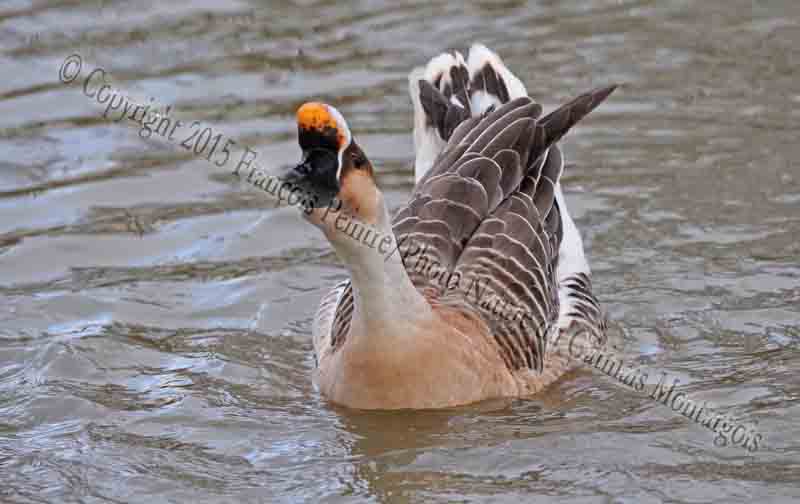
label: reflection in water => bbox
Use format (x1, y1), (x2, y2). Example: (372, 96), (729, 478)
(1, 0), (800, 501)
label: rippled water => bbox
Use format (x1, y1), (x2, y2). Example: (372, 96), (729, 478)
(2, 0), (799, 502)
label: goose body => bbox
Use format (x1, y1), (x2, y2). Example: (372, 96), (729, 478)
(288, 44), (613, 409)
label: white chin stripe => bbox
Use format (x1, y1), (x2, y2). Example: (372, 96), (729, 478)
(323, 104), (352, 182)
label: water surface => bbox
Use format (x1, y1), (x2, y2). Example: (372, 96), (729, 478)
(1, 0), (799, 502)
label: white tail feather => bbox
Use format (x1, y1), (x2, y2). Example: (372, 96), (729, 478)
(466, 43), (528, 104)
(410, 44), (530, 182)
(409, 66), (446, 183)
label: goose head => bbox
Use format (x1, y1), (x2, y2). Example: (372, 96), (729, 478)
(285, 102), (386, 238)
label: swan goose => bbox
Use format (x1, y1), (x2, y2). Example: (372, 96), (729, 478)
(281, 44), (614, 409)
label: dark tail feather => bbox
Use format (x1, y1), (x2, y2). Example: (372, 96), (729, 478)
(540, 85), (618, 149)
(524, 85), (618, 173)
(419, 80), (471, 141)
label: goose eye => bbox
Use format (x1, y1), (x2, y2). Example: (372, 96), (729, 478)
(350, 150), (366, 168)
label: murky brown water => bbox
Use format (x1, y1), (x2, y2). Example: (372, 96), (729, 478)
(2, 0), (799, 502)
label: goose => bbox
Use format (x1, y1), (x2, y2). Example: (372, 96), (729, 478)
(280, 44), (614, 409)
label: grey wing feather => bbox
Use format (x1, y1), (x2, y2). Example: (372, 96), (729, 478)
(392, 85), (617, 371)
